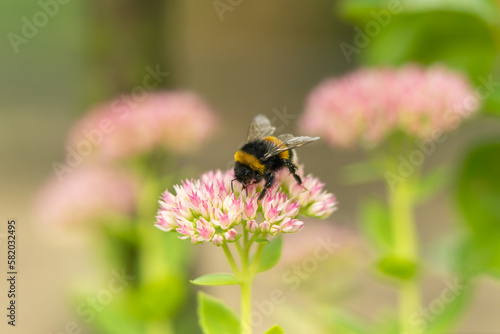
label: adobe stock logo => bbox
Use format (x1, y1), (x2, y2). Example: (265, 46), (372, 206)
(7, 0), (72, 54)
(406, 278), (467, 332)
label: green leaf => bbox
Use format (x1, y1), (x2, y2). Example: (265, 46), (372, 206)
(437, 232), (500, 279)
(198, 292), (240, 334)
(456, 140), (500, 277)
(326, 310), (371, 334)
(371, 315), (399, 334)
(191, 273), (241, 286)
(457, 141), (500, 235)
(265, 324), (285, 334)
(339, 0), (498, 81)
(133, 230), (191, 320)
(358, 199), (392, 252)
(427, 280), (472, 334)
(135, 273), (187, 320)
(339, 0), (500, 27)
(377, 255), (417, 280)
(78, 290), (143, 334)
(378, 14), (493, 76)
(414, 165), (449, 203)
(255, 238), (270, 244)
(256, 236), (283, 273)
(484, 89), (500, 115)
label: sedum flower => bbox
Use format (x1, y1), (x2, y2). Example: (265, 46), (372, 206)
(300, 64), (480, 148)
(155, 169), (337, 245)
(35, 165), (138, 230)
(68, 90), (219, 160)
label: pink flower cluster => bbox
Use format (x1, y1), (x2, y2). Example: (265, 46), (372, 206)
(155, 169), (337, 245)
(35, 165), (138, 229)
(300, 64), (480, 148)
(68, 90), (219, 160)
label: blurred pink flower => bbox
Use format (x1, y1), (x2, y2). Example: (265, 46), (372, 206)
(155, 169), (337, 245)
(35, 165), (138, 229)
(68, 90), (219, 160)
(300, 64), (480, 148)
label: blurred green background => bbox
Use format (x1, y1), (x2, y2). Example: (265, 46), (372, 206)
(1, 0), (500, 333)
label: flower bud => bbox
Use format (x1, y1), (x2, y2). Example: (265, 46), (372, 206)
(212, 234), (224, 246)
(246, 220), (258, 233)
(260, 221), (270, 232)
(269, 225), (281, 236)
(224, 228), (238, 242)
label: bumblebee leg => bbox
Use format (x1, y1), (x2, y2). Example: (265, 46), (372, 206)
(258, 173), (275, 201)
(285, 160), (302, 185)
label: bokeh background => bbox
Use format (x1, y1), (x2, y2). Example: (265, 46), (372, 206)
(1, 0), (500, 333)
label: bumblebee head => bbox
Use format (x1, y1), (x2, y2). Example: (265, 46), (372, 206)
(233, 162), (259, 187)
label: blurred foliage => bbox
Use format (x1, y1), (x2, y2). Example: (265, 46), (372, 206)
(336, 1), (500, 333)
(256, 236), (283, 273)
(341, 160), (385, 184)
(264, 325), (285, 334)
(327, 310), (401, 334)
(426, 282), (472, 334)
(191, 273), (242, 286)
(338, 0), (500, 113)
(413, 165), (449, 204)
(456, 140), (500, 278)
(376, 255), (417, 280)
(68, 0), (203, 322)
(197, 292), (241, 334)
(84, 0), (171, 104)
(359, 198), (392, 252)
(74, 162), (198, 333)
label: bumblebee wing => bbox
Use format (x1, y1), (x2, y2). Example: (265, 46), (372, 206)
(246, 114), (276, 141)
(262, 136), (320, 160)
(279, 135), (300, 163)
(277, 134), (294, 142)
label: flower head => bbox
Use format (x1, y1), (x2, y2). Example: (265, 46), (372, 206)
(155, 169), (337, 245)
(300, 64), (479, 148)
(68, 90), (219, 160)
(35, 165), (138, 230)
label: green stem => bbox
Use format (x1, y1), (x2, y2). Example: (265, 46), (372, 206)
(389, 178), (418, 259)
(240, 276), (253, 334)
(388, 176), (421, 334)
(146, 321), (174, 334)
(222, 243), (240, 275)
(235, 227), (261, 334)
(250, 243), (265, 271)
(399, 281), (421, 334)
(245, 232), (262, 253)
(135, 156), (186, 334)
(137, 174), (162, 283)
(241, 230), (249, 269)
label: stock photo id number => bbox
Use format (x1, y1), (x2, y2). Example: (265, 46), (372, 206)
(5, 219), (17, 327)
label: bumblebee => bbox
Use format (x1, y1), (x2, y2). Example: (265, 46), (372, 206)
(233, 114), (319, 200)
